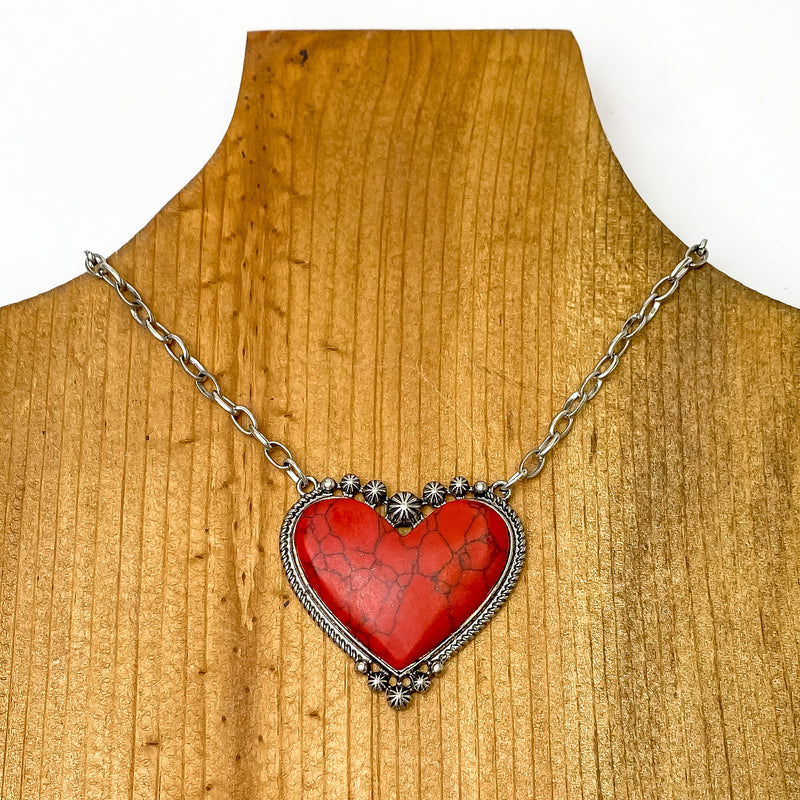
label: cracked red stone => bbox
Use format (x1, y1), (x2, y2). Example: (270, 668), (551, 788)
(293, 497), (511, 671)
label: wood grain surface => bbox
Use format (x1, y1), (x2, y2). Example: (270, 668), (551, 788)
(1, 29), (798, 800)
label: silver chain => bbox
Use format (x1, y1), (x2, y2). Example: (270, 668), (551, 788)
(85, 240), (708, 500)
(83, 250), (317, 494)
(492, 239), (709, 498)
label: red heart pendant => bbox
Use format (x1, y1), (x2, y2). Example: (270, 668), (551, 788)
(294, 497), (510, 670)
(280, 478), (525, 707)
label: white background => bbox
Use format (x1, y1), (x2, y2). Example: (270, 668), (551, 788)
(1, 1), (798, 309)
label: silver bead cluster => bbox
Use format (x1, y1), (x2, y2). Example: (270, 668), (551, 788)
(362, 662), (438, 708)
(318, 475), (491, 532)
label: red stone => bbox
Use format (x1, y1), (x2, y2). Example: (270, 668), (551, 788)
(293, 497), (511, 671)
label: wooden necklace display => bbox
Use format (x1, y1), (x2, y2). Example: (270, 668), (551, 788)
(0, 29), (798, 800)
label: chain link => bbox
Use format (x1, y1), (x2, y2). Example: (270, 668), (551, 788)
(85, 241), (708, 501)
(493, 240), (709, 498)
(84, 251), (316, 494)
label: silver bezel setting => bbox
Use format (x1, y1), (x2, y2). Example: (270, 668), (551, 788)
(279, 476), (526, 707)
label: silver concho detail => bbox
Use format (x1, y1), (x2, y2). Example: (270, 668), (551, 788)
(339, 474), (361, 497)
(361, 479), (387, 508)
(422, 481), (447, 507)
(366, 669), (390, 692)
(410, 669), (432, 693)
(386, 683), (412, 709)
(448, 475), (470, 498)
(385, 490), (423, 527)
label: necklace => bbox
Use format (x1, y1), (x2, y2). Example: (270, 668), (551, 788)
(83, 240), (709, 709)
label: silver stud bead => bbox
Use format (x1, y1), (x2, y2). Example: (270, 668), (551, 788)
(355, 660), (369, 674)
(386, 491), (423, 527)
(366, 670), (390, 692)
(410, 670), (432, 693)
(430, 660), (444, 674)
(449, 476), (470, 498)
(362, 480), (387, 507)
(386, 683), (412, 709)
(472, 480), (489, 496)
(339, 474), (361, 497)
(320, 477), (337, 492)
(422, 481), (447, 507)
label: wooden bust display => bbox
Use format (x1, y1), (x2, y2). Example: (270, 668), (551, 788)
(1, 30), (798, 800)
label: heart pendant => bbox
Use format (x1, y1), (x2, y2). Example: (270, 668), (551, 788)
(279, 475), (526, 708)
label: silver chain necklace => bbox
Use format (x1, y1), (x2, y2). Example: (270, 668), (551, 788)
(84, 239), (709, 708)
